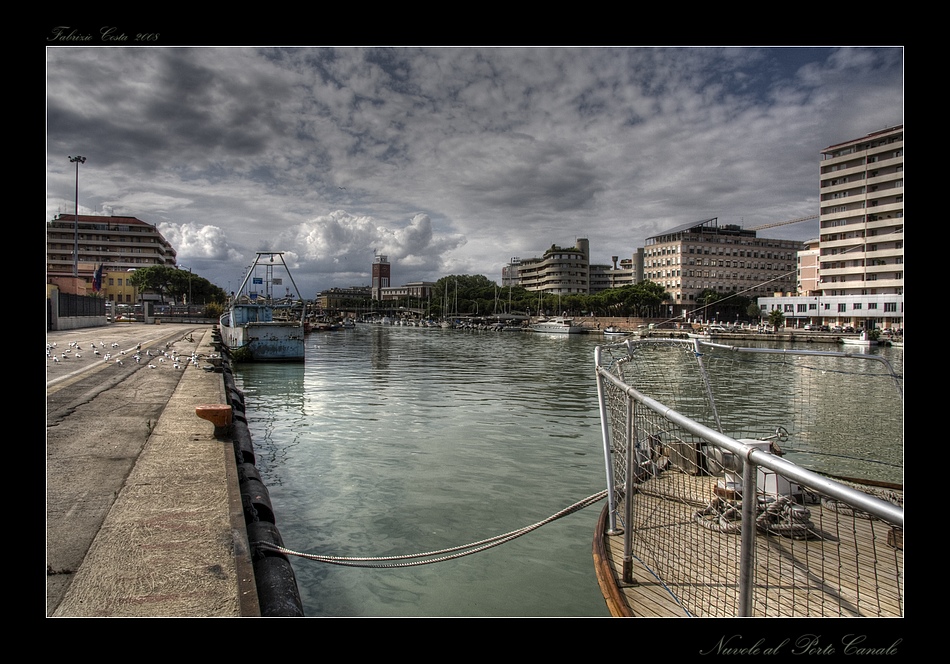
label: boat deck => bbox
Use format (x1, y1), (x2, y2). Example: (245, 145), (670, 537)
(592, 473), (903, 618)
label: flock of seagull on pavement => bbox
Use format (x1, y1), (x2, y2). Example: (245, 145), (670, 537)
(47, 339), (203, 371)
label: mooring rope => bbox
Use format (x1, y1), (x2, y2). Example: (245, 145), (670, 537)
(261, 490), (608, 568)
(693, 494), (816, 539)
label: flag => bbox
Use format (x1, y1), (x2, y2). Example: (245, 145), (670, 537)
(93, 264), (103, 292)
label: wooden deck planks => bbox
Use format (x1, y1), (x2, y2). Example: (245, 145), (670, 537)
(594, 473), (903, 617)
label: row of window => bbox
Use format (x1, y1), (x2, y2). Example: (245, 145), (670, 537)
(782, 301), (900, 313)
(647, 269), (793, 280)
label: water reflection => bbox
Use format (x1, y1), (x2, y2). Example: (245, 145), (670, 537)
(234, 328), (902, 616)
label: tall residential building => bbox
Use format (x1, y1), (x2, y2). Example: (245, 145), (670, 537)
(46, 214), (177, 294)
(818, 125), (903, 297)
(641, 218), (802, 318)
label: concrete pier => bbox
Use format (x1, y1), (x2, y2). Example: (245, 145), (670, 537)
(47, 324), (260, 617)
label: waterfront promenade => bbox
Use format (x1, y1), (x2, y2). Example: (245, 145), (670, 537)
(46, 322), (259, 617)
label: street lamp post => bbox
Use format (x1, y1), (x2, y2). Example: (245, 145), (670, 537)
(179, 265), (193, 309)
(69, 155), (86, 278)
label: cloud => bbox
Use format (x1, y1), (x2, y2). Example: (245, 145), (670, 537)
(47, 46), (902, 296)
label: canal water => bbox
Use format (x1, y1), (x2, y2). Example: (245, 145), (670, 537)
(233, 326), (904, 617)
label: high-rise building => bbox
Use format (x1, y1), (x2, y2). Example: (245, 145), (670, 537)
(760, 125), (903, 330)
(817, 125), (903, 297)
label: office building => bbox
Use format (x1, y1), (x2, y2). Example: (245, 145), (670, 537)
(641, 218), (802, 319)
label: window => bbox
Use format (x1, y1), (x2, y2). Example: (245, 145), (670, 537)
(838, 304), (846, 313)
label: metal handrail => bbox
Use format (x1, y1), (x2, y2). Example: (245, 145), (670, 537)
(594, 339), (903, 617)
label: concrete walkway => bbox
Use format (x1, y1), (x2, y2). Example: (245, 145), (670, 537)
(47, 324), (258, 617)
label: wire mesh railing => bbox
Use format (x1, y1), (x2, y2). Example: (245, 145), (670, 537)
(594, 338), (903, 617)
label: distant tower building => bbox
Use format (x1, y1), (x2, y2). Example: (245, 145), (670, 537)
(371, 253), (391, 301)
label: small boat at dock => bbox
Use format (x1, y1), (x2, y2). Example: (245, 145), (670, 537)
(219, 252), (306, 362)
(529, 316), (585, 334)
(840, 331), (877, 348)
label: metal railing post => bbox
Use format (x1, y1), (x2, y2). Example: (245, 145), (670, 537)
(738, 454), (758, 616)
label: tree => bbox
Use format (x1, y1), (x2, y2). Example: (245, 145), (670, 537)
(127, 266), (179, 304)
(695, 289), (720, 322)
(127, 265), (228, 305)
(767, 308), (785, 329)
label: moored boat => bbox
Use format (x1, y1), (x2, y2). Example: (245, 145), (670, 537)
(841, 331), (877, 347)
(529, 316), (585, 334)
(602, 325), (625, 336)
(219, 252), (306, 362)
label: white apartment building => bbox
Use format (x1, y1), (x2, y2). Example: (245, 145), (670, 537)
(506, 240), (634, 295)
(760, 125), (904, 330)
(512, 239), (592, 294)
(818, 125), (903, 297)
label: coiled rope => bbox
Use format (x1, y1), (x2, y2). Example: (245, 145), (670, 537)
(259, 490), (608, 568)
(693, 494), (816, 539)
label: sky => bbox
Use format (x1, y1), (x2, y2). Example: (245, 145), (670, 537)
(46, 46), (903, 298)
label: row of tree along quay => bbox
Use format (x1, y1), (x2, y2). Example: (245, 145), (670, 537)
(118, 267), (769, 327)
